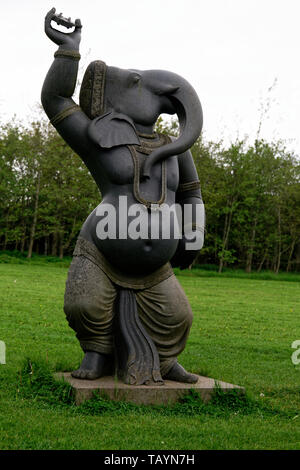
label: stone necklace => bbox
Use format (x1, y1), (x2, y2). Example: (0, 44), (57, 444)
(127, 133), (171, 210)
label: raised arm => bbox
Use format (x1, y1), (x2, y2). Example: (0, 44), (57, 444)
(41, 8), (90, 157)
(171, 149), (205, 269)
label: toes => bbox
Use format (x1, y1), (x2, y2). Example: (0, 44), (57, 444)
(71, 368), (81, 378)
(186, 373), (199, 384)
(163, 363), (199, 384)
(71, 368), (90, 379)
(71, 368), (102, 380)
(85, 370), (99, 380)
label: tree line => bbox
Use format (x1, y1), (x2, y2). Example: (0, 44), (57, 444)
(1, 116), (299, 272)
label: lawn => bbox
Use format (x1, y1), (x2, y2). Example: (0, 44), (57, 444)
(0, 261), (300, 450)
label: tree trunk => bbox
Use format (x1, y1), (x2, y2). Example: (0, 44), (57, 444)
(218, 202), (234, 273)
(44, 236), (48, 256)
(19, 196), (25, 253)
(218, 212), (228, 273)
(59, 232), (64, 259)
(286, 239), (296, 272)
(51, 232), (58, 256)
(245, 217), (257, 273)
(27, 173), (41, 259)
(275, 206), (281, 274)
(257, 249), (267, 273)
(295, 243), (300, 272)
(20, 229), (26, 253)
(63, 217), (77, 253)
(3, 212), (9, 250)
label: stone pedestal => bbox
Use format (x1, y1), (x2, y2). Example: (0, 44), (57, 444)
(55, 373), (244, 406)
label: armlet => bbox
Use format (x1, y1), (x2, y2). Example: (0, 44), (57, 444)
(176, 180), (202, 200)
(177, 180), (201, 193)
(54, 50), (81, 61)
(50, 105), (81, 127)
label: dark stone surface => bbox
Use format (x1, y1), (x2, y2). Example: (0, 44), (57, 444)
(114, 289), (164, 385)
(42, 8), (206, 385)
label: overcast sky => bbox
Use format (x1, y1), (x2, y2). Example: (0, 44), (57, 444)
(1, 0), (299, 155)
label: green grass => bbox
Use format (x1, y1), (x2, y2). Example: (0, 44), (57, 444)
(0, 261), (300, 450)
(0, 250), (72, 268)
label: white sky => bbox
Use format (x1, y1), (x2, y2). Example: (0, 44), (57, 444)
(1, 0), (300, 155)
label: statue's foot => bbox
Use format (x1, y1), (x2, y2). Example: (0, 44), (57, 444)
(71, 351), (114, 380)
(163, 362), (198, 384)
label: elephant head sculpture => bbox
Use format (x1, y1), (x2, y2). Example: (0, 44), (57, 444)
(79, 60), (203, 178)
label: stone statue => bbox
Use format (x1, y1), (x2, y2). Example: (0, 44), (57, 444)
(41, 8), (205, 385)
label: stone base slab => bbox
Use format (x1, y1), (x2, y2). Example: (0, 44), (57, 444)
(55, 373), (244, 406)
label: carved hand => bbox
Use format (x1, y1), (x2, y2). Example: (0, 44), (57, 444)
(44, 7), (82, 50)
(170, 236), (199, 270)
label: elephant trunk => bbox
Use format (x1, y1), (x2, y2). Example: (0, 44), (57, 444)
(142, 76), (203, 179)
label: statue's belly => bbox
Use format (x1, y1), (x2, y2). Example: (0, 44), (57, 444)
(95, 237), (178, 275)
(80, 196), (180, 275)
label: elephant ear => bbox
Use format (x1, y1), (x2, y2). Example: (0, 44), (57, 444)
(88, 111), (141, 148)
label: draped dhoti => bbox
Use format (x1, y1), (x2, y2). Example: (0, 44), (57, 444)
(64, 237), (193, 376)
